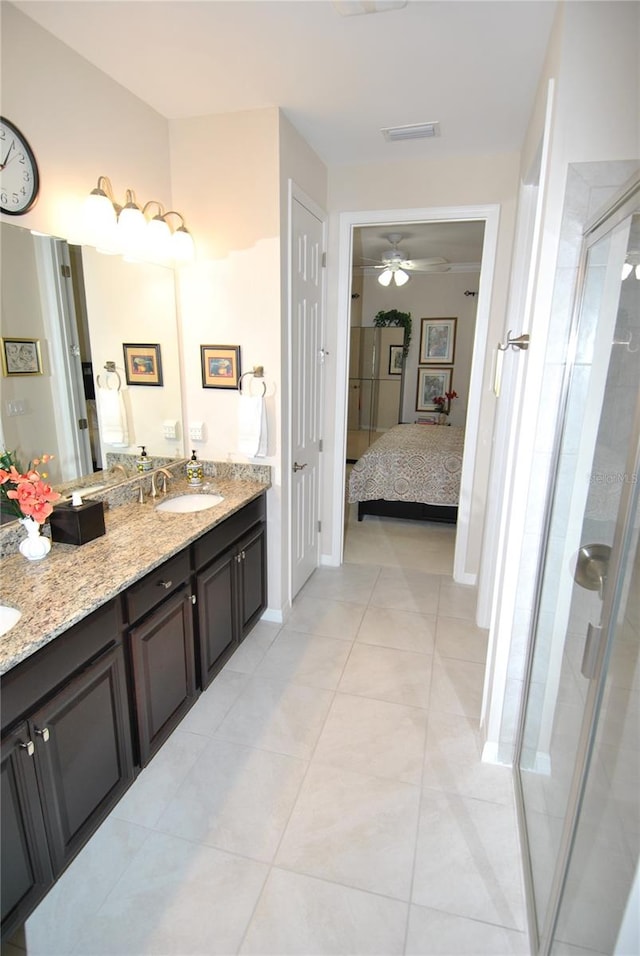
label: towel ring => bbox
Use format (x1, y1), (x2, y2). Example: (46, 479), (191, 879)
(239, 370), (266, 396)
(97, 367), (122, 391)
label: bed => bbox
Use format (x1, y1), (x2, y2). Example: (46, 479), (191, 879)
(348, 423), (464, 523)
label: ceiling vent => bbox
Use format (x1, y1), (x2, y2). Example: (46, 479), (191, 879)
(381, 122), (441, 142)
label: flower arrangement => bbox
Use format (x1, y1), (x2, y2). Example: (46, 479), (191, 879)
(433, 390), (458, 415)
(0, 450), (60, 524)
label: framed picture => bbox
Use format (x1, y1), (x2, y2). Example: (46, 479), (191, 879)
(419, 318), (457, 365)
(200, 345), (241, 389)
(416, 367), (453, 412)
(1, 337), (43, 376)
(388, 345), (404, 375)
(123, 343), (163, 386)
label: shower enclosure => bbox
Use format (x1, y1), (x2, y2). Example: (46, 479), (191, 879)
(515, 179), (640, 954)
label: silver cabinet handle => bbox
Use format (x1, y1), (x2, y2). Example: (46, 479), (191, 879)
(293, 461), (307, 472)
(35, 727), (50, 742)
(20, 740), (35, 757)
(158, 579), (173, 590)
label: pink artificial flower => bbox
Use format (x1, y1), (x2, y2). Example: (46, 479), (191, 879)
(0, 466), (22, 485)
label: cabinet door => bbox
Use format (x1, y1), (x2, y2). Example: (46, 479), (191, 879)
(129, 587), (197, 766)
(1, 725), (53, 942)
(197, 549), (237, 690)
(237, 523), (267, 638)
(31, 645), (134, 874)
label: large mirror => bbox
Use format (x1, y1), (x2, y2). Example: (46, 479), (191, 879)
(0, 221), (184, 522)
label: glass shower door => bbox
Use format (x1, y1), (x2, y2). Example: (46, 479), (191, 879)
(516, 196), (640, 953)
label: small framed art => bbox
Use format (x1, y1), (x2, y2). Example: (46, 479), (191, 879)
(388, 345), (404, 376)
(123, 343), (163, 386)
(416, 367), (453, 412)
(1, 337), (43, 376)
(200, 345), (241, 389)
(419, 318), (457, 365)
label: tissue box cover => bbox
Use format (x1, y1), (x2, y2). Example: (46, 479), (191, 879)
(49, 499), (106, 546)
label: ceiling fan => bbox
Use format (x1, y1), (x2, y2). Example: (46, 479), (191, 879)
(363, 233), (450, 286)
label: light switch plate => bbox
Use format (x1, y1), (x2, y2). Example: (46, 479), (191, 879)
(163, 420), (179, 440)
(189, 422), (205, 442)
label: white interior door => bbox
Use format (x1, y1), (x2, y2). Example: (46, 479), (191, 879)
(291, 191), (325, 598)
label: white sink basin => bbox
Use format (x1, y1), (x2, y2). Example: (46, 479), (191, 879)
(0, 605), (21, 637)
(155, 493), (224, 514)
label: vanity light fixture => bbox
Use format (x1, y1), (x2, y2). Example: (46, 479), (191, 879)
(83, 176), (120, 249)
(117, 189), (146, 255)
(164, 211), (196, 262)
(143, 201), (172, 260)
(83, 177), (196, 262)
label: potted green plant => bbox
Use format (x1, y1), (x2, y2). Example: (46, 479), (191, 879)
(373, 309), (412, 354)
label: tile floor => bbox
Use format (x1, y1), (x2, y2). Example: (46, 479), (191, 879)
(6, 513), (530, 955)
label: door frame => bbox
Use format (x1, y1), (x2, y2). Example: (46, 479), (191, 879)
(332, 203), (500, 582)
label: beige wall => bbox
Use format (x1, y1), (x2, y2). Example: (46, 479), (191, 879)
(0, 4), (171, 243)
(168, 108), (327, 616)
(357, 271), (480, 429)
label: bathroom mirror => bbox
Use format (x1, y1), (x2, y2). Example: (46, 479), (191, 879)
(0, 221), (185, 522)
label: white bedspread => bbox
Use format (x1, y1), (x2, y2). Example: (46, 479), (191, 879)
(348, 424), (464, 507)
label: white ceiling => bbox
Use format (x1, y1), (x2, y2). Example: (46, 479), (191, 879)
(14, 0), (557, 167)
(13, 0), (556, 266)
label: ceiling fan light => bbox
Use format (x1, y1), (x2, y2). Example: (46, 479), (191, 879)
(636, 264), (640, 280)
(378, 269), (393, 287)
(394, 269), (409, 286)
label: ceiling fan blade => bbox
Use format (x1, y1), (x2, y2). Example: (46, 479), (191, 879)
(401, 257), (448, 268)
(409, 263), (451, 273)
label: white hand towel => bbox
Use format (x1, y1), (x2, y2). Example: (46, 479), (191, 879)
(96, 386), (129, 446)
(238, 394), (267, 458)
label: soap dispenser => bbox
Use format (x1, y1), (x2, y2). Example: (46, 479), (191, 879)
(136, 446), (152, 473)
(187, 449), (203, 486)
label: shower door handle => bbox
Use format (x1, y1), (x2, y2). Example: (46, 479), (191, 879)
(581, 622), (605, 679)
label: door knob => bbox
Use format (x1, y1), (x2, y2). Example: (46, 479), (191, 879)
(293, 462), (307, 472)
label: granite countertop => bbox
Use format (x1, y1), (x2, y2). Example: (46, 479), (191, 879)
(0, 477), (268, 675)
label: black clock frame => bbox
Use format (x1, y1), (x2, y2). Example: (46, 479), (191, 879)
(0, 116), (40, 216)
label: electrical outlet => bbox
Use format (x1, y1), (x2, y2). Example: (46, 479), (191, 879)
(6, 399), (27, 417)
(189, 422), (205, 442)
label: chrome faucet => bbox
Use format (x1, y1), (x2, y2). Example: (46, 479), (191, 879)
(151, 468), (172, 498)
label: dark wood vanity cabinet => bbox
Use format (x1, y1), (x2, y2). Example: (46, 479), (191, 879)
(1, 725), (53, 941)
(194, 495), (267, 688)
(1, 492), (267, 942)
(126, 550), (197, 766)
(1, 601), (133, 941)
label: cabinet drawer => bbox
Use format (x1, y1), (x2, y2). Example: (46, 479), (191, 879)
(125, 550), (191, 625)
(1, 599), (121, 734)
(193, 494), (266, 571)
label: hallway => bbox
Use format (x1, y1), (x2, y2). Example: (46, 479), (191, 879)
(8, 518), (528, 956)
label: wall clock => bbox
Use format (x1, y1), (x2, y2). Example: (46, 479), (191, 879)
(0, 117), (40, 215)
